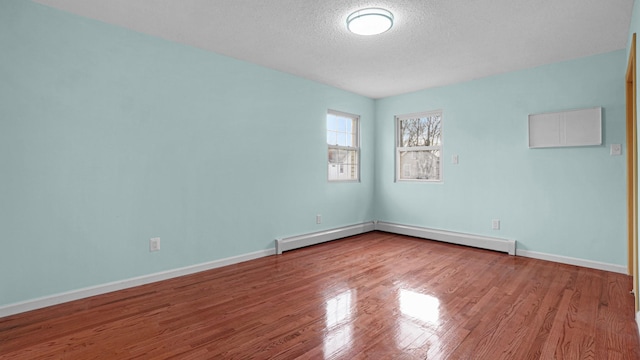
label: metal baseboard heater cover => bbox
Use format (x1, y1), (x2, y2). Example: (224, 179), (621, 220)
(275, 221), (515, 256)
(275, 222), (376, 254)
(375, 221), (516, 255)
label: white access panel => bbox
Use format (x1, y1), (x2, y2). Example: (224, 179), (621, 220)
(528, 107), (602, 148)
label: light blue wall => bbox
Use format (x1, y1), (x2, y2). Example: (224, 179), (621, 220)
(0, 0), (631, 309)
(0, 1), (375, 306)
(375, 51), (627, 265)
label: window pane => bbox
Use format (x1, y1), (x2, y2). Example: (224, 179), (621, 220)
(328, 116), (357, 147)
(400, 115), (441, 147)
(328, 148), (340, 163)
(328, 148), (358, 180)
(345, 163), (358, 180)
(327, 114), (337, 130)
(327, 131), (337, 145)
(336, 132), (347, 146)
(398, 150), (440, 180)
(337, 117), (347, 132)
(327, 110), (359, 182)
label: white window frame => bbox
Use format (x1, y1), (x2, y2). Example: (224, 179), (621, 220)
(327, 110), (360, 182)
(395, 110), (443, 182)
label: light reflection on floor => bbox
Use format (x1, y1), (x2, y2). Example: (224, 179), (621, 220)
(397, 289), (441, 354)
(322, 287), (445, 358)
(399, 289), (440, 326)
(323, 289), (354, 358)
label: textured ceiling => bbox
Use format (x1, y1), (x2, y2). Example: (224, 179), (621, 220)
(33, 0), (634, 99)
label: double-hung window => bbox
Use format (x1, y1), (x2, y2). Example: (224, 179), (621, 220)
(327, 110), (359, 182)
(396, 110), (442, 182)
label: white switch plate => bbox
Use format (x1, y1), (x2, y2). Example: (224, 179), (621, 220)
(452, 155), (459, 164)
(150, 237), (160, 252)
(316, 214), (322, 224)
(610, 144), (622, 156)
(492, 219), (500, 230)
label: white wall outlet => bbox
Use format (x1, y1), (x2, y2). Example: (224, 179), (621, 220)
(492, 219), (500, 230)
(610, 144), (622, 156)
(150, 237), (160, 252)
(316, 214), (322, 224)
(452, 154), (459, 164)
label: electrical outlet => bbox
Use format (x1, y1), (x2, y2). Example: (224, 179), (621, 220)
(150, 237), (160, 252)
(452, 155), (459, 164)
(492, 219), (500, 230)
(316, 214), (322, 224)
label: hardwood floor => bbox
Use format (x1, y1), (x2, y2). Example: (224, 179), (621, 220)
(1, 231), (639, 359)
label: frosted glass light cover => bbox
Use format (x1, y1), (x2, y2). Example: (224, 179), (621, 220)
(347, 8), (394, 36)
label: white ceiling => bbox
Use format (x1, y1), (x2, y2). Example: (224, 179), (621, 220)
(34, 0), (634, 99)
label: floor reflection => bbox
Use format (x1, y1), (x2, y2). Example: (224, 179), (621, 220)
(397, 289), (441, 354)
(323, 289), (354, 358)
(399, 289), (440, 326)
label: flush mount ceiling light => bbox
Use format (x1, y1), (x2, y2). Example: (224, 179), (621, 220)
(346, 8), (394, 36)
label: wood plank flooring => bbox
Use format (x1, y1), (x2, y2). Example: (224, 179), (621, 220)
(1, 231), (639, 359)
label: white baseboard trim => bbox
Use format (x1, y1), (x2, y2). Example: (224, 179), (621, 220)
(375, 221), (516, 255)
(2, 222), (627, 318)
(0, 248), (275, 319)
(275, 221), (376, 254)
(516, 249), (627, 274)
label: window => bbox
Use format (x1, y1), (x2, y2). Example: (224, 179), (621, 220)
(396, 110), (442, 182)
(327, 110), (359, 181)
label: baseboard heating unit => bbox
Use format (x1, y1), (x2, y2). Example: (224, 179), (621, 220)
(275, 221), (376, 254)
(275, 221), (515, 256)
(375, 221), (516, 255)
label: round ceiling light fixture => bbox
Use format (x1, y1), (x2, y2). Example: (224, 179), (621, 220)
(346, 8), (394, 36)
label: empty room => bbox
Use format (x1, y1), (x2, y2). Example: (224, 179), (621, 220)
(2, 0), (640, 358)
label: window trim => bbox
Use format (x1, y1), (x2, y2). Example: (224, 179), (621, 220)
(395, 110), (443, 183)
(327, 109), (360, 182)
